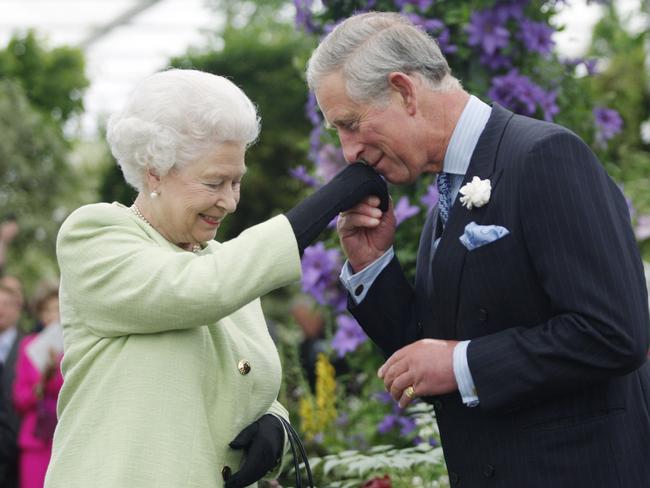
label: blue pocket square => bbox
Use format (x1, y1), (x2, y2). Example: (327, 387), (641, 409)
(459, 221), (510, 251)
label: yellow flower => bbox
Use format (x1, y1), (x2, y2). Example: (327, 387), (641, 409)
(299, 353), (337, 440)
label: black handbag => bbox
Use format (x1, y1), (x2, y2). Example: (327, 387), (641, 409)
(277, 416), (314, 488)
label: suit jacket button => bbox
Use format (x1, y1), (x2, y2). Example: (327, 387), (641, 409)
(417, 321), (423, 334)
(449, 471), (460, 485)
(478, 308), (488, 322)
(238, 359), (251, 375)
(221, 465), (232, 481)
(433, 399), (443, 411)
(483, 464), (495, 478)
(354, 284), (364, 296)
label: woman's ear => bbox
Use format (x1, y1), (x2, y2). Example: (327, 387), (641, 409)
(388, 72), (417, 115)
(144, 168), (161, 192)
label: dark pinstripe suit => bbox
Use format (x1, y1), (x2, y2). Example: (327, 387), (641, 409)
(351, 104), (650, 487)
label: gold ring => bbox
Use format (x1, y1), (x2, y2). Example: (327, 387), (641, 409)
(404, 386), (415, 399)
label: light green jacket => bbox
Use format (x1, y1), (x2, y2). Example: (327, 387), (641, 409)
(45, 203), (301, 488)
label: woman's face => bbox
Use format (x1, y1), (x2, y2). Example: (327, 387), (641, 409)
(152, 141), (247, 247)
(39, 296), (60, 327)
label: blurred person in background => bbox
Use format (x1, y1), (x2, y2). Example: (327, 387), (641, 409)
(0, 284), (24, 488)
(27, 283), (59, 335)
(0, 363), (18, 486)
(13, 282), (62, 488)
(45, 68), (387, 488)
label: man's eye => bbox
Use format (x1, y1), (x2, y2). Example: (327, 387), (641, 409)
(205, 182), (222, 189)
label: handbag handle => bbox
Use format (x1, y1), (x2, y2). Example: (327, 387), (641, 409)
(276, 415), (314, 488)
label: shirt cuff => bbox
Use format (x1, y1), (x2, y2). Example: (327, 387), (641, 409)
(339, 247), (395, 304)
(453, 340), (479, 407)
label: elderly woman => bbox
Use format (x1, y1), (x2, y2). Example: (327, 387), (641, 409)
(45, 69), (387, 488)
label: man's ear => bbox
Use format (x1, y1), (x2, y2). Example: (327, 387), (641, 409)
(388, 72), (417, 115)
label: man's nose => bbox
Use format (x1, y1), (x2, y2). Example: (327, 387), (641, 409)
(339, 132), (363, 163)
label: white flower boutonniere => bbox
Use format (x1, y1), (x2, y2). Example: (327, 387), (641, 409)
(459, 176), (491, 210)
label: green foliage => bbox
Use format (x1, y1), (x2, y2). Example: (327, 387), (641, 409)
(0, 31), (88, 123)
(0, 81), (78, 286)
(588, 6), (650, 219)
(0, 32), (89, 293)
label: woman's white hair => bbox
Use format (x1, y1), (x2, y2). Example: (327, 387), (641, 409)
(306, 12), (461, 104)
(106, 69), (260, 191)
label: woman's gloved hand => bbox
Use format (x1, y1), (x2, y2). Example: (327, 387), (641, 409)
(224, 414), (284, 488)
(286, 162), (389, 254)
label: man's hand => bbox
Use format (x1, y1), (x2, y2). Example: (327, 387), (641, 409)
(337, 195), (396, 272)
(378, 339), (459, 408)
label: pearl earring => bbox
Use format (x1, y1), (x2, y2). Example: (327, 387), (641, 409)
(150, 191), (159, 199)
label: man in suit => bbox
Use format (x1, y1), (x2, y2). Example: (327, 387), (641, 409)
(0, 283), (23, 488)
(306, 12), (650, 487)
(0, 363), (18, 484)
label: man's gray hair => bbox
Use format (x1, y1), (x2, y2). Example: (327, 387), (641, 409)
(306, 12), (461, 104)
(106, 69), (260, 191)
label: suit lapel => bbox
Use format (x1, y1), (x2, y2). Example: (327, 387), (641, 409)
(426, 104), (513, 339)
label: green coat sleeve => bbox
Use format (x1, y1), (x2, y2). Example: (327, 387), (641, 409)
(56, 203), (301, 337)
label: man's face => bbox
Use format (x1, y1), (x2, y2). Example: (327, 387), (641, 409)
(0, 289), (20, 332)
(315, 71), (442, 184)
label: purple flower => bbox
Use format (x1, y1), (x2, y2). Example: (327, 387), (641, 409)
(635, 214), (650, 241)
(290, 165), (319, 187)
(494, 2), (526, 22)
(395, 0), (434, 11)
(294, 0), (316, 33)
(374, 391), (394, 404)
(465, 9), (510, 56)
(420, 183), (440, 211)
(308, 124), (324, 166)
(377, 411), (416, 435)
(305, 91), (322, 126)
(538, 89), (560, 122)
(517, 18), (554, 56)
(301, 242), (344, 307)
(331, 314), (367, 357)
(316, 144), (347, 183)
(398, 416), (417, 436)
(562, 57), (599, 76)
(593, 107), (623, 147)
(394, 196), (420, 226)
(336, 412), (350, 426)
(479, 51), (512, 71)
(378, 414), (399, 434)
(406, 15), (457, 54)
(489, 70), (551, 119)
(584, 58), (599, 75)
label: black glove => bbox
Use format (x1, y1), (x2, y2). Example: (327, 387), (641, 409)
(224, 414), (285, 488)
(286, 162), (389, 254)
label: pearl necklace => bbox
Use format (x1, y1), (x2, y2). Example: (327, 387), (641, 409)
(130, 205), (202, 254)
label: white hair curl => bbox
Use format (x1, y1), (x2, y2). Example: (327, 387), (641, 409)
(106, 69), (260, 191)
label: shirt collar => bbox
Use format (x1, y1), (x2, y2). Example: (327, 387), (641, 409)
(442, 95), (492, 176)
(0, 327), (17, 362)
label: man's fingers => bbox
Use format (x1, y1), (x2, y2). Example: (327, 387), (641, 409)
(390, 371), (415, 402)
(378, 346), (407, 378)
